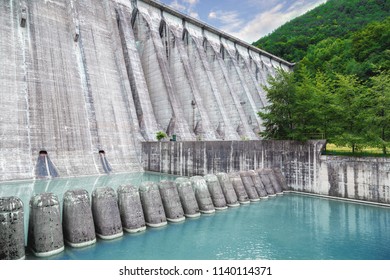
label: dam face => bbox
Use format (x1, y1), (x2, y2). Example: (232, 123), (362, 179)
(0, 0), (293, 181)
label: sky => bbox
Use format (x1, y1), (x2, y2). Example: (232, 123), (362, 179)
(156, 0), (327, 43)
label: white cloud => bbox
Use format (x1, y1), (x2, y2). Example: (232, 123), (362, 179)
(208, 10), (245, 32)
(169, 0), (199, 18)
(189, 12), (199, 19)
(208, 11), (217, 19)
(229, 0), (327, 43)
(169, 0), (186, 12)
(183, 0), (199, 5)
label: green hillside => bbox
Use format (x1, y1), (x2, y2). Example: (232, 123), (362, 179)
(254, 0), (390, 63)
(255, 0), (390, 154)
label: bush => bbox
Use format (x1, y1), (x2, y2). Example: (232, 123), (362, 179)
(156, 131), (167, 141)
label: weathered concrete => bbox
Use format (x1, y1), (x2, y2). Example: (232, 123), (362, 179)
(175, 177), (200, 218)
(158, 181), (185, 223)
(117, 185), (146, 233)
(63, 189), (96, 247)
(268, 169), (283, 195)
(1, 0), (388, 205)
(0, 197), (25, 260)
(204, 174), (228, 210)
(35, 153), (59, 179)
(229, 173), (250, 204)
(319, 156), (390, 204)
(190, 176), (215, 214)
(139, 182), (167, 227)
(142, 140), (390, 204)
(91, 187), (123, 240)
(257, 169), (278, 195)
(216, 172), (240, 207)
(28, 193), (64, 257)
(239, 171), (261, 201)
(0, 0), (289, 182)
(273, 168), (288, 192)
(248, 170), (269, 198)
(142, 140), (325, 179)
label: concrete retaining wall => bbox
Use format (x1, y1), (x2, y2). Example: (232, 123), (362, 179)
(142, 140), (390, 204)
(319, 156), (390, 204)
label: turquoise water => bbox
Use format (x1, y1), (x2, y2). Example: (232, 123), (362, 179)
(1, 173), (390, 260)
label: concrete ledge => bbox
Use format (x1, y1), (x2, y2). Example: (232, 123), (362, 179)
(146, 221), (168, 228)
(65, 239), (96, 248)
(167, 217), (186, 223)
(96, 231), (124, 240)
(185, 212), (201, 218)
(32, 246), (64, 258)
(227, 202), (240, 207)
(123, 226), (147, 233)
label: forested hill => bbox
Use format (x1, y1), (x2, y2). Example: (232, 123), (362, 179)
(254, 0), (390, 153)
(254, 0), (390, 63)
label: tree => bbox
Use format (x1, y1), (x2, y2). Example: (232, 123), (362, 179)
(295, 69), (337, 140)
(331, 74), (369, 153)
(293, 66), (322, 140)
(258, 69), (297, 140)
(254, 0), (390, 63)
(366, 71), (390, 154)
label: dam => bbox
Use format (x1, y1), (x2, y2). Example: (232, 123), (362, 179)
(0, 0), (293, 182)
(1, 0), (390, 261)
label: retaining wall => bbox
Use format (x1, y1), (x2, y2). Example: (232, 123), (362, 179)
(319, 155), (390, 204)
(142, 140), (390, 204)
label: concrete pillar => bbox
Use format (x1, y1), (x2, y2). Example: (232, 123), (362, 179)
(91, 187), (123, 240)
(249, 170), (271, 198)
(175, 177), (200, 218)
(63, 189), (96, 247)
(190, 176), (215, 214)
(273, 168), (288, 192)
(204, 174), (227, 210)
(239, 171), (260, 201)
(28, 193), (64, 257)
(158, 181), (185, 223)
(268, 169), (283, 195)
(139, 182), (167, 227)
(0, 197), (25, 260)
(216, 172), (240, 207)
(257, 169), (279, 195)
(117, 185), (146, 233)
(229, 173), (250, 204)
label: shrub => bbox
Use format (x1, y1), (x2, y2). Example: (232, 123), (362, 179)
(156, 131), (167, 141)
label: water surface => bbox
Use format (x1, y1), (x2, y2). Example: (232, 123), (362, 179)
(1, 174), (389, 260)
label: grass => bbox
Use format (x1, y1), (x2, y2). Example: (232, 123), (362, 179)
(322, 143), (390, 157)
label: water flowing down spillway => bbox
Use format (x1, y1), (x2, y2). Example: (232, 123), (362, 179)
(0, 0), (293, 181)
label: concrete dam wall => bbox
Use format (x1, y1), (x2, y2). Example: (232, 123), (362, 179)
(0, 0), (292, 181)
(142, 141), (390, 204)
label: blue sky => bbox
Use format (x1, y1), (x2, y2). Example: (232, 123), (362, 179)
(157, 0), (327, 43)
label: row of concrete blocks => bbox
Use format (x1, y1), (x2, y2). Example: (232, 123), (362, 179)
(0, 168), (287, 260)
